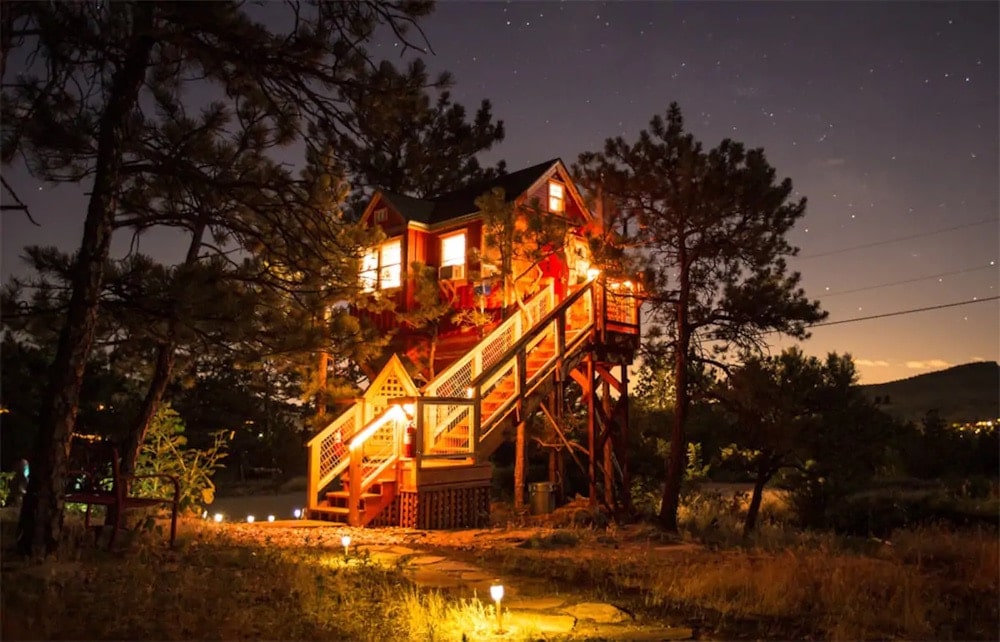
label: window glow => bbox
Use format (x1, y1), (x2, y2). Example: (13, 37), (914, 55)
(380, 240), (401, 289)
(441, 232), (466, 267)
(548, 182), (565, 213)
(359, 240), (402, 291)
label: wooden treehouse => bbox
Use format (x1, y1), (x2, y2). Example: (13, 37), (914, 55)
(306, 159), (642, 527)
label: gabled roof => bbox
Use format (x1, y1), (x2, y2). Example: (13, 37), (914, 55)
(373, 159), (564, 226)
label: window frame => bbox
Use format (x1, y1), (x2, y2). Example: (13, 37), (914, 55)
(548, 181), (565, 214)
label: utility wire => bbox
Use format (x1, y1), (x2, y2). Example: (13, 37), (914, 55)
(799, 218), (997, 260)
(822, 264), (997, 297)
(808, 296), (998, 328)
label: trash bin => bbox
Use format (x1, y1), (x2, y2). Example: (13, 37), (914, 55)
(528, 481), (557, 515)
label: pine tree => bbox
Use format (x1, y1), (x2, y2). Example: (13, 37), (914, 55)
(575, 103), (826, 531)
(2, 0), (434, 556)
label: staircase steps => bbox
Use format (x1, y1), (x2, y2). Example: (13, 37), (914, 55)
(318, 479), (398, 524)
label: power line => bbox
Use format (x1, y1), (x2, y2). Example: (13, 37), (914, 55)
(822, 264), (997, 297)
(808, 296), (999, 328)
(798, 218), (997, 260)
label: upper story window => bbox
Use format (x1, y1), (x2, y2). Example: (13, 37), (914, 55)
(548, 181), (565, 214)
(374, 207), (388, 223)
(361, 239), (402, 292)
(439, 231), (466, 280)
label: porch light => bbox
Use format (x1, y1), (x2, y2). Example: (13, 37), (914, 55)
(586, 267), (601, 281)
(490, 582), (504, 632)
(341, 534), (351, 556)
(213, 513), (224, 523)
(466, 387), (475, 398)
(350, 405), (406, 450)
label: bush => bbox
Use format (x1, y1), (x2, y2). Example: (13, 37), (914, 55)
(134, 405), (229, 513)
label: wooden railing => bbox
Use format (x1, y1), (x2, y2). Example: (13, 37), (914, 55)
(308, 276), (613, 514)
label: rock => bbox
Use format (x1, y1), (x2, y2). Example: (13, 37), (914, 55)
(561, 601), (632, 623)
(506, 596), (568, 610)
(506, 611), (577, 634)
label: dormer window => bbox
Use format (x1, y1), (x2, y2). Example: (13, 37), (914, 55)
(548, 181), (565, 214)
(439, 231), (467, 281)
(374, 207), (388, 223)
(360, 238), (402, 292)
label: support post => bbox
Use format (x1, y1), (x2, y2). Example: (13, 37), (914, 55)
(602, 376), (614, 508)
(348, 446), (362, 526)
(514, 399), (526, 509)
(585, 356), (597, 506)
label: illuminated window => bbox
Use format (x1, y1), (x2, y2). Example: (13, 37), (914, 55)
(440, 231), (466, 280)
(379, 240), (401, 289)
(360, 249), (378, 292)
(548, 182), (565, 213)
(441, 232), (466, 267)
(360, 239), (402, 291)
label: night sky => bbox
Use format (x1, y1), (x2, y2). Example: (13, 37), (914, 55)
(2, 1), (997, 384)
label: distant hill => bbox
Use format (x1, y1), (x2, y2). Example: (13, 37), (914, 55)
(861, 362), (999, 424)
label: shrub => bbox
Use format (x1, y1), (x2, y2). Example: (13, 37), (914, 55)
(134, 405), (229, 513)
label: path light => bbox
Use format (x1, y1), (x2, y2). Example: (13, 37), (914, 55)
(341, 534), (351, 557)
(246, 515), (255, 523)
(267, 515), (275, 523)
(293, 508), (302, 519)
(490, 582), (504, 633)
(213, 513), (224, 523)
(202, 510), (208, 520)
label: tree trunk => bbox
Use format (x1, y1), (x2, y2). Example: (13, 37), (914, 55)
(121, 213), (210, 478)
(659, 239), (690, 532)
(17, 6), (156, 557)
(743, 471), (768, 538)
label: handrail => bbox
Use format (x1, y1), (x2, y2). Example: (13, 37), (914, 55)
(307, 403), (363, 509)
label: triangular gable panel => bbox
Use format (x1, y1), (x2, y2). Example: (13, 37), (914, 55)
(359, 192), (406, 230)
(363, 354), (419, 421)
(515, 160), (593, 226)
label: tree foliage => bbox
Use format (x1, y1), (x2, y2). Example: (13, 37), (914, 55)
(575, 103), (825, 530)
(2, 0), (435, 557)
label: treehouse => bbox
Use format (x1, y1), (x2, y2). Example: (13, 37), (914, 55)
(306, 159), (643, 527)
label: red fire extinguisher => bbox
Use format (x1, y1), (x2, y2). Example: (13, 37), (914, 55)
(403, 422), (416, 459)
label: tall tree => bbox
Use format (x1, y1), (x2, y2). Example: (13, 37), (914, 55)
(1, 0), (434, 556)
(330, 58), (506, 215)
(575, 103), (825, 531)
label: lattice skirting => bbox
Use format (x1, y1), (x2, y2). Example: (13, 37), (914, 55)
(369, 485), (491, 529)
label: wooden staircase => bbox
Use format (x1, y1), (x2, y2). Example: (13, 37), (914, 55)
(306, 279), (601, 527)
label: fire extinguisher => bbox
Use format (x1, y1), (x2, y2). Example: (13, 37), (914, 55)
(404, 422), (416, 459)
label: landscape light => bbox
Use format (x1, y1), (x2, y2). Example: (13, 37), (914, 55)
(202, 510), (208, 519)
(341, 534), (351, 556)
(293, 508), (302, 519)
(490, 583), (504, 633)
(246, 515), (255, 523)
(267, 515), (275, 522)
(213, 513), (223, 523)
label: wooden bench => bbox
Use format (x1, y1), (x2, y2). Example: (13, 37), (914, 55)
(64, 438), (180, 549)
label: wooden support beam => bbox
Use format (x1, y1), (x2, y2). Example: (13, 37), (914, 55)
(539, 400), (589, 482)
(602, 377), (614, 508)
(585, 356), (596, 506)
(514, 400), (526, 509)
(595, 364), (622, 394)
(619, 364), (633, 513)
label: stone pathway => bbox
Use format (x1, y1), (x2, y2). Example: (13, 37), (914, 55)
(359, 542), (694, 641)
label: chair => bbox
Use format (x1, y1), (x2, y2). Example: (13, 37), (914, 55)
(64, 437), (180, 548)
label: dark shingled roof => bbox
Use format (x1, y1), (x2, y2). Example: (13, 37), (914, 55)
(380, 159), (561, 225)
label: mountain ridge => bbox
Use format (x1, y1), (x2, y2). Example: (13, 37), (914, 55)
(860, 361), (999, 424)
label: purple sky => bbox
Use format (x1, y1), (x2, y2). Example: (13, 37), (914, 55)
(2, 1), (997, 384)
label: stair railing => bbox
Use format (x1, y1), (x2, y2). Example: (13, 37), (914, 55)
(344, 404), (405, 524)
(306, 402), (363, 511)
(471, 280), (597, 446)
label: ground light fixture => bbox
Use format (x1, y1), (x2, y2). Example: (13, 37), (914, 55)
(213, 513), (224, 523)
(293, 508), (302, 519)
(246, 515), (255, 523)
(490, 582), (504, 633)
(341, 534), (351, 556)
(267, 515), (275, 522)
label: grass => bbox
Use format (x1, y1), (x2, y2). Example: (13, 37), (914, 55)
(2, 495), (997, 641)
